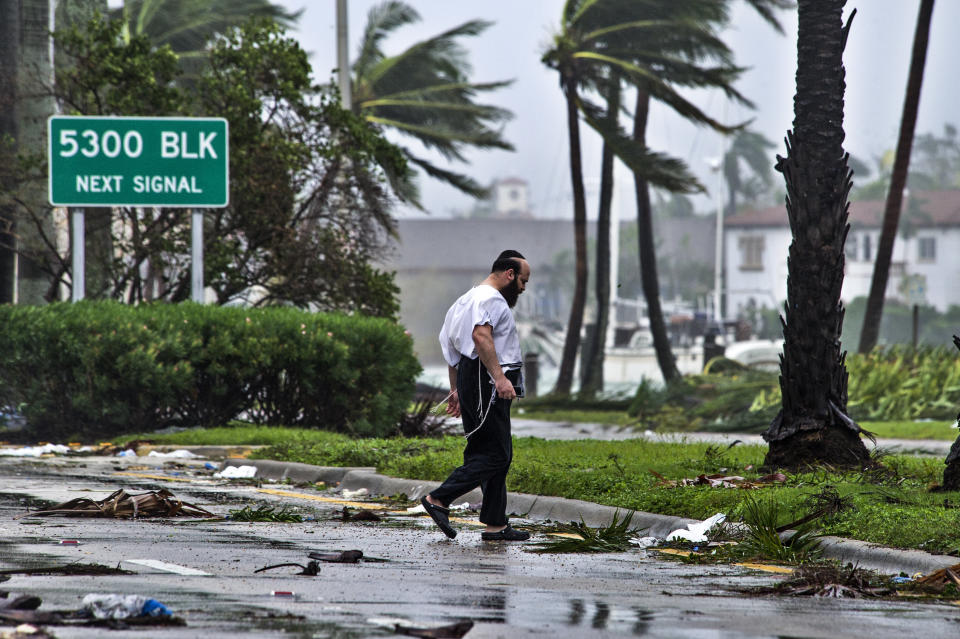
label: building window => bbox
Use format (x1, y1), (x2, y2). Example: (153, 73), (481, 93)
(845, 234), (858, 260)
(918, 236), (936, 262)
(509, 189), (519, 201)
(738, 236), (764, 271)
(862, 234), (872, 261)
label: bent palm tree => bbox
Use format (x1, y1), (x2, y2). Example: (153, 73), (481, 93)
(545, 0), (788, 394)
(351, 1), (514, 208)
(763, 0), (871, 470)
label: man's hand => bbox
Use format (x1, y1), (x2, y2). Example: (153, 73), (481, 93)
(493, 376), (516, 400)
(446, 390), (461, 418)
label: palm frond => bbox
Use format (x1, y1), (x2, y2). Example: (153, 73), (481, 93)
(353, 1), (419, 81)
(405, 153), (489, 200)
(578, 96), (702, 193)
(366, 115), (513, 160)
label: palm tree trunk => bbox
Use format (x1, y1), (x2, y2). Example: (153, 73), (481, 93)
(553, 81), (588, 396)
(943, 334), (960, 489)
(582, 82), (620, 397)
(632, 88), (679, 384)
(763, 0), (870, 470)
(0, 0), (17, 303)
(858, 0), (934, 354)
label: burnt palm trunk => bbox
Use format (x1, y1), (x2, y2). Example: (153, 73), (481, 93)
(633, 88), (679, 384)
(582, 81), (620, 396)
(554, 77), (589, 396)
(763, 0), (870, 469)
(858, 0), (934, 354)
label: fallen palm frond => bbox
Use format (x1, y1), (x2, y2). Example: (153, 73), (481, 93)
(339, 506), (382, 522)
(228, 504), (302, 522)
(530, 510), (639, 554)
(737, 494), (822, 563)
(751, 562), (892, 598)
(25, 489), (214, 519)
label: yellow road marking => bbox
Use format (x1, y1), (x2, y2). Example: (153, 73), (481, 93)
(449, 515), (483, 527)
(255, 488), (392, 510)
(546, 532), (585, 539)
(735, 562), (794, 574)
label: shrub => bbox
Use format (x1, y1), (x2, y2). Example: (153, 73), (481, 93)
(0, 302), (419, 441)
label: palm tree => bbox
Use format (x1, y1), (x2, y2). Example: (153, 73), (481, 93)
(351, 1), (514, 208)
(548, 0), (789, 394)
(762, 0), (872, 470)
(858, 0), (935, 354)
(543, 0), (739, 394)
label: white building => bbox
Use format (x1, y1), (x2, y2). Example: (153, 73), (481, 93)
(725, 190), (960, 316)
(492, 177), (531, 217)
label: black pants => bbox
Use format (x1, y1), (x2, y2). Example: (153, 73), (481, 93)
(430, 357), (518, 526)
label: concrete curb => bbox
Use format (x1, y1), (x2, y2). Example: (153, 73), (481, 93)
(222, 458), (959, 575)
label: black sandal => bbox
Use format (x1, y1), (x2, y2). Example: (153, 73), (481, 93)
(481, 525), (530, 541)
(421, 496), (457, 538)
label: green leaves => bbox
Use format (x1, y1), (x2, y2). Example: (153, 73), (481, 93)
(0, 302), (419, 441)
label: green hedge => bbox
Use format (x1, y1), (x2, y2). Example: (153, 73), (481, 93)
(0, 302), (420, 440)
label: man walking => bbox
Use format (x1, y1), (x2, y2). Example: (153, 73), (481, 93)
(421, 250), (531, 541)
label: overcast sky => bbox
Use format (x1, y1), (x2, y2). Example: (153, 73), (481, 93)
(274, 1), (955, 220)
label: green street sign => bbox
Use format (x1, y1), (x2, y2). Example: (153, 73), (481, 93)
(48, 116), (229, 207)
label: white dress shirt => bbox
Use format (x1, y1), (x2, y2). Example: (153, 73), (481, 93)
(439, 284), (521, 369)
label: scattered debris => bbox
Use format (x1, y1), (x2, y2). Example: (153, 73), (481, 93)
(0, 594), (41, 611)
(393, 620), (474, 638)
(215, 465), (257, 479)
(405, 502), (470, 515)
(255, 562), (319, 576)
(146, 449), (202, 459)
(82, 594), (171, 620)
(341, 488), (368, 499)
(650, 470), (787, 489)
(228, 504), (302, 522)
(666, 513), (727, 543)
(752, 563), (892, 598)
(309, 550), (364, 564)
(0, 563), (132, 577)
(339, 507), (381, 522)
(25, 489), (215, 519)
(911, 563), (960, 593)
(0, 444), (72, 457)
(531, 511), (638, 553)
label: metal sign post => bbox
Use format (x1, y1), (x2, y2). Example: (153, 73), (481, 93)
(48, 116), (229, 302)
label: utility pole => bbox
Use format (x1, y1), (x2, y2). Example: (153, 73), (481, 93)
(336, 0), (351, 110)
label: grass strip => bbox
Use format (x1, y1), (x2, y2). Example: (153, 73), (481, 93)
(120, 425), (960, 554)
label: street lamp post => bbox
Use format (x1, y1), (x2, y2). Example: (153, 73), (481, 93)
(708, 157), (724, 328)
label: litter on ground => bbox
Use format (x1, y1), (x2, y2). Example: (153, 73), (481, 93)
(24, 488), (215, 519)
(666, 513), (726, 543)
(214, 465), (257, 479)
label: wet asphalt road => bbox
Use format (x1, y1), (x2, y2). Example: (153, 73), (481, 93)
(2, 455), (960, 638)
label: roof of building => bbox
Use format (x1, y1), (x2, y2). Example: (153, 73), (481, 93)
(383, 216), (716, 272)
(496, 177), (527, 186)
(726, 190), (960, 229)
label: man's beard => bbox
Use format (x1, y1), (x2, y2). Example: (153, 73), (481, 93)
(501, 278), (521, 308)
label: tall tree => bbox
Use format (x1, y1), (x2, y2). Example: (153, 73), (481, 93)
(762, 0), (872, 469)
(857, 0), (935, 354)
(543, 0), (741, 394)
(627, 0), (789, 385)
(351, 1), (514, 208)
